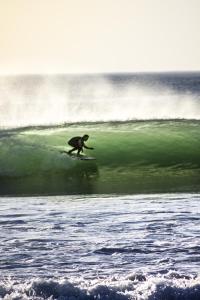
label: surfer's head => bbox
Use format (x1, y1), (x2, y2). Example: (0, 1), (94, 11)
(82, 134), (89, 141)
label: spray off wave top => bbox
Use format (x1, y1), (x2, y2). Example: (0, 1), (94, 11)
(0, 72), (200, 128)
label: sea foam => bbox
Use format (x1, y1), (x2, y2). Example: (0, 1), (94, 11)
(1, 273), (200, 300)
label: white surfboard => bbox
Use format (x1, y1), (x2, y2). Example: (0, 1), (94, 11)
(60, 151), (96, 161)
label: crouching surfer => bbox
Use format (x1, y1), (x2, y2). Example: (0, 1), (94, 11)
(67, 134), (94, 156)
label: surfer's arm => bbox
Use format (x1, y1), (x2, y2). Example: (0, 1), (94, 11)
(83, 144), (94, 150)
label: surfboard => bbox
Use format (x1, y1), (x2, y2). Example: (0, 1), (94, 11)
(77, 155), (96, 161)
(60, 151), (96, 161)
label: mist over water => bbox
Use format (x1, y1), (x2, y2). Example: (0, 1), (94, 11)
(0, 73), (200, 128)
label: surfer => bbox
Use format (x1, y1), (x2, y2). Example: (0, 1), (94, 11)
(67, 134), (94, 156)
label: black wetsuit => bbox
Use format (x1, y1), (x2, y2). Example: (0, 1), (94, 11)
(68, 136), (92, 155)
(68, 136), (83, 150)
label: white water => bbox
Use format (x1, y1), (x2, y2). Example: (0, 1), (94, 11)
(1, 275), (200, 299)
(0, 74), (200, 128)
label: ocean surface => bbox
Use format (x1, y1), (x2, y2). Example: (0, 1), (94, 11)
(0, 73), (200, 299)
(0, 194), (200, 299)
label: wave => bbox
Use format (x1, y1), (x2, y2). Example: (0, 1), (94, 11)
(0, 120), (200, 195)
(0, 73), (200, 128)
(1, 272), (200, 299)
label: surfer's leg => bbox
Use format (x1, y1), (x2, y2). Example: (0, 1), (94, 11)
(68, 147), (77, 154)
(77, 147), (82, 156)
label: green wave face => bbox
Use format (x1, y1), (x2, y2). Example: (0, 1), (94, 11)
(0, 120), (200, 195)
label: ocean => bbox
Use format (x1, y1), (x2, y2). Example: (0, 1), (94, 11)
(0, 73), (200, 299)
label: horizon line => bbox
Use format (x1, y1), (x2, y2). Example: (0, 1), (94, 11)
(0, 70), (200, 76)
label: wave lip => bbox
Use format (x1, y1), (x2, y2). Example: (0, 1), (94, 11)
(1, 272), (200, 299)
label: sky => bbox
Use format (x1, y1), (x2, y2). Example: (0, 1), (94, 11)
(0, 0), (200, 74)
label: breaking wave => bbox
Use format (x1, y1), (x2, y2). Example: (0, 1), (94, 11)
(1, 272), (200, 299)
(0, 120), (200, 195)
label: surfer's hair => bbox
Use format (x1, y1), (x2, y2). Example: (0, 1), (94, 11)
(82, 134), (89, 140)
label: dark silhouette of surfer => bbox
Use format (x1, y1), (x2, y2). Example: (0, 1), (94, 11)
(68, 134), (94, 156)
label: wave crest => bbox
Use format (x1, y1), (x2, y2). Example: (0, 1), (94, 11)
(1, 272), (200, 299)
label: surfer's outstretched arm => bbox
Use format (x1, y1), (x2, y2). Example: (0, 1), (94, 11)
(83, 144), (94, 150)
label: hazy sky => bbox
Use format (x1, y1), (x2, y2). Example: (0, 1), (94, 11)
(0, 0), (199, 74)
